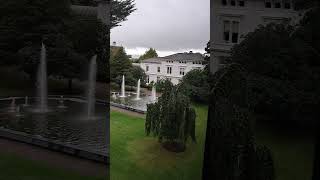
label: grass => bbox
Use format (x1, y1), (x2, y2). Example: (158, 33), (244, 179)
(110, 104), (208, 180)
(255, 125), (315, 180)
(111, 104), (315, 180)
(0, 152), (105, 180)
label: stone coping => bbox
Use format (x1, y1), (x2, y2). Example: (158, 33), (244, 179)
(0, 95), (109, 106)
(110, 102), (146, 114)
(0, 127), (109, 164)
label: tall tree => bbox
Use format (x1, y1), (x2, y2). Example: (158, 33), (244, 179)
(146, 80), (196, 152)
(70, 0), (136, 28)
(138, 48), (158, 61)
(203, 64), (274, 180)
(293, 6), (320, 180)
(110, 47), (132, 81)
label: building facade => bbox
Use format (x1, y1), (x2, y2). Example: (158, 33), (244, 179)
(210, 0), (298, 73)
(139, 52), (205, 85)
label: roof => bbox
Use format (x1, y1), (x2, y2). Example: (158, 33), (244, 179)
(142, 58), (163, 64)
(163, 52), (204, 62)
(142, 52), (204, 64)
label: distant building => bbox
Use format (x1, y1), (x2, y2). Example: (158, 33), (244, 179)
(210, 0), (298, 73)
(139, 52), (205, 85)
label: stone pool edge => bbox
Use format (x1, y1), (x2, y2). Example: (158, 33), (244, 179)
(0, 127), (109, 165)
(110, 102), (146, 114)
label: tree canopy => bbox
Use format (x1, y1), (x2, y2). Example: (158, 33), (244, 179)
(227, 22), (319, 128)
(70, 0), (136, 28)
(146, 80), (196, 152)
(0, 0), (109, 87)
(138, 48), (158, 61)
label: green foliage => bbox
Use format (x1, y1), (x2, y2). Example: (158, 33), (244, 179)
(71, 0), (137, 28)
(203, 64), (275, 180)
(180, 69), (210, 103)
(111, 47), (146, 86)
(0, 0), (108, 84)
(145, 80), (196, 151)
(110, 0), (136, 28)
(228, 22), (320, 127)
(110, 47), (132, 81)
(126, 66), (147, 86)
(252, 145), (275, 180)
(138, 48), (158, 61)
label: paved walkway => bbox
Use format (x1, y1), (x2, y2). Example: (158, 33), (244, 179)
(0, 138), (108, 177)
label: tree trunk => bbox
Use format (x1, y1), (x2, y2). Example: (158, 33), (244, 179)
(68, 79), (73, 94)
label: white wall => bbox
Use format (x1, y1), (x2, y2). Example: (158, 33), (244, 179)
(210, 0), (298, 73)
(140, 60), (204, 85)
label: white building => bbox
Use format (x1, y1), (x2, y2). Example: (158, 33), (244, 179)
(210, 0), (299, 73)
(139, 52), (205, 85)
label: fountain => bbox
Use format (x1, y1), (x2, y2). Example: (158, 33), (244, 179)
(15, 106), (23, 117)
(37, 43), (48, 113)
(23, 96), (29, 107)
(112, 93), (117, 99)
(87, 55), (97, 119)
(151, 86), (157, 102)
(57, 96), (67, 109)
(8, 98), (16, 112)
(119, 75), (126, 98)
(134, 79), (141, 100)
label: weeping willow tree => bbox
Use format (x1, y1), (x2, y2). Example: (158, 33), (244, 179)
(202, 64), (274, 180)
(146, 80), (196, 152)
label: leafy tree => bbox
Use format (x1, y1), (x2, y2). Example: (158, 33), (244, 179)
(203, 64), (274, 180)
(146, 80), (196, 152)
(0, 0), (78, 85)
(127, 66), (146, 85)
(293, 6), (320, 180)
(70, 0), (136, 28)
(180, 69), (210, 103)
(110, 47), (132, 81)
(138, 48), (158, 61)
(227, 23), (319, 127)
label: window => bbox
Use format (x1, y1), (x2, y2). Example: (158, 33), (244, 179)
(157, 67), (161, 73)
(238, 0), (245, 6)
(265, 0), (272, 8)
(146, 65), (149, 72)
(223, 20), (231, 42)
(180, 68), (185, 76)
(274, 0), (281, 8)
(157, 76), (160, 82)
(147, 76), (150, 83)
(224, 20), (239, 43)
(284, 0), (291, 9)
(167, 67), (172, 74)
(232, 21), (239, 43)
(230, 0), (236, 6)
(222, 0), (227, 5)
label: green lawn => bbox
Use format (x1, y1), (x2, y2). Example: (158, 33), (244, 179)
(0, 152), (105, 180)
(110, 104), (208, 180)
(111, 104), (315, 180)
(255, 125), (315, 180)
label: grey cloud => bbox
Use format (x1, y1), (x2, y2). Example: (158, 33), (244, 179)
(110, 0), (209, 53)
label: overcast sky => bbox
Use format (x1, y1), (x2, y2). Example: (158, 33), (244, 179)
(110, 0), (210, 58)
